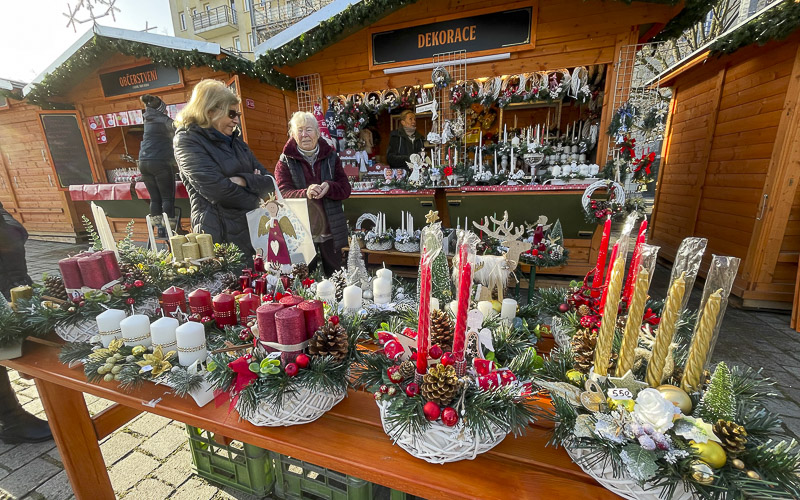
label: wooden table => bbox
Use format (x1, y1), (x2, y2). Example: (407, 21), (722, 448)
(1, 341), (618, 500)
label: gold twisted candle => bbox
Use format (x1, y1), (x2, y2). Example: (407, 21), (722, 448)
(646, 272), (686, 387)
(616, 268), (650, 377)
(593, 255), (626, 377)
(680, 289), (723, 392)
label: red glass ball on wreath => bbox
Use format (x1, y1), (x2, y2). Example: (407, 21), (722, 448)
(423, 401), (441, 421)
(441, 407), (459, 427)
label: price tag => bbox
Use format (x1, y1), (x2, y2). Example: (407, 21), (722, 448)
(607, 388), (633, 400)
(140, 365), (153, 373)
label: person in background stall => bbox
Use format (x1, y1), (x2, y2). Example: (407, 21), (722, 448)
(274, 112), (351, 276)
(387, 110), (424, 171)
(139, 94), (177, 238)
(0, 203), (52, 444)
(173, 80), (274, 257)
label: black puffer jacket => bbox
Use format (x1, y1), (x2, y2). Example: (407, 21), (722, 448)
(387, 128), (424, 170)
(174, 124), (274, 256)
(139, 107), (175, 161)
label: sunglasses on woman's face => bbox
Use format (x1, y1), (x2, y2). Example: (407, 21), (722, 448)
(228, 110), (242, 119)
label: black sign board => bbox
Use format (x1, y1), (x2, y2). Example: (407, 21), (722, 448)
(371, 7), (533, 66)
(99, 63), (181, 98)
(39, 113), (95, 188)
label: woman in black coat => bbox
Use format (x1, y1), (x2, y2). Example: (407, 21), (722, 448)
(139, 94), (176, 232)
(173, 80), (274, 256)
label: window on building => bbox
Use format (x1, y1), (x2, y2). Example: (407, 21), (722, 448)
(204, 3), (210, 12)
(245, 32), (251, 50)
(179, 12), (186, 31)
(230, 0), (236, 11)
(192, 8), (197, 17)
(243, 0), (250, 12)
(234, 36), (241, 51)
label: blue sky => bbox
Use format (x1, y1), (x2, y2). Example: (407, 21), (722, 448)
(0, 0), (175, 83)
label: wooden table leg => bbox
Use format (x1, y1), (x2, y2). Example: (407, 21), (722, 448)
(35, 378), (114, 500)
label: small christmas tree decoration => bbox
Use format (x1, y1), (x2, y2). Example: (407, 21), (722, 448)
(430, 309), (455, 351)
(713, 419), (747, 456)
(694, 362), (736, 423)
(308, 320), (349, 361)
(43, 274), (69, 301)
(292, 263), (310, 282)
(421, 363), (460, 406)
(346, 236), (370, 287)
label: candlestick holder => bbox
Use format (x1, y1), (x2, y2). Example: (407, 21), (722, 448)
(454, 360), (467, 378)
(415, 371), (425, 385)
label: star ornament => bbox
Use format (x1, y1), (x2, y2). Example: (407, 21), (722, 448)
(137, 346), (176, 377)
(425, 210), (440, 224)
(608, 369), (649, 397)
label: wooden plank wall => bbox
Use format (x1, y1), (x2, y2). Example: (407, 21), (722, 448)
(238, 77), (296, 172)
(0, 97), (87, 239)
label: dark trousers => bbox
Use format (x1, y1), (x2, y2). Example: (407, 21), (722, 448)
(309, 239), (343, 277)
(139, 160), (176, 218)
(0, 208), (31, 300)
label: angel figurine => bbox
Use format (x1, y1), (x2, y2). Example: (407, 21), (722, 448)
(406, 153), (425, 185)
(257, 196), (296, 272)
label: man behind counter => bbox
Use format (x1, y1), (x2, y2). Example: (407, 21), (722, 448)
(387, 110), (424, 171)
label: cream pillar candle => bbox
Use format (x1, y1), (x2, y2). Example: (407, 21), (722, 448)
(448, 300), (458, 315)
(182, 242), (201, 261)
(593, 254), (625, 377)
(343, 285), (362, 310)
(175, 321), (208, 367)
(120, 314), (152, 347)
(680, 289), (723, 392)
(646, 272), (687, 387)
(170, 235), (187, 262)
(616, 268), (650, 376)
(500, 298), (517, 322)
(150, 317), (179, 351)
(196, 234), (214, 258)
(477, 300), (494, 318)
(376, 268), (393, 281)
(430, 297), (440, 311)
(316, 280), (336, 303)
(96, 309), (126, 347)
(373, 277), (392, 305)
(185, 233), (197, 243)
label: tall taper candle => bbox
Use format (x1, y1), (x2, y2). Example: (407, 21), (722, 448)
(416, 254), (432, 374)
(623, 221), (647, 303)
(646, 272), (686, 387)
(599, 244), (619, 314)
(592, 216), (612, 291)
(616, 267), (650, 376)
(453, 257), (472, 360)
(680, 289), (723, 392)
(593, 251), (625, 377)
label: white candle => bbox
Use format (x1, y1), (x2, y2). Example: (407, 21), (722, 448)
(175, 321), (207, 367)
(449, 300), (458, 315)
(494, 151), (498, 174)
(145, 215), (157, 251)
(464, 217), (468, 230)
(501, 298), (517, 322)
(373, 277), (392, 305)
(316, 279), (336, 303)
(504, 124), (507, 144)
(96, 309), (126, 347)
(455, 149), (458, 165)
(566, 123), (570, 139)
(120, 314), (152, 347)
(376, 268), (393, 281)
(343, 285), (362, 310)
(401, 211), (405, 233)
(431, 297), (440, 311)
(511, 147), (515, 174)
(150, 317), (179, 351)
(477, 301), (495, 318)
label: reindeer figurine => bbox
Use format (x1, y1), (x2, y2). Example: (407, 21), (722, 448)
(454, 212), (531, 302)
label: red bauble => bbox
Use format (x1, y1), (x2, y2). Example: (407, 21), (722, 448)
(133, 280), (144, 288)
(126, 297), (136, 305)
(429, 345), (443, 359)
(530, 249), (539, 256)
(387, 365), (404, 383)
(405, 382), (419, 397)
(440, 352), (455, 366)
(242, 288), (254, 294)
(285, 363), (299, 377)
(410, 352), (418, 361)
(295, 353), (310, 369)
(329, 315), (340, 325)
(441, 407), (459, 427)
(231, 291), (242, 298)
(423, 401), (441, 421)
(275, 293), (284, 301)
(558, 303), (570, 313)
(78, 301), (86, 307)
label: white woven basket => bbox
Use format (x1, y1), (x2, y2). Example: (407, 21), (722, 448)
(195, 272), (232, 295)
(394, 241), (420, 253)
(238, 385), (346, 427)
(550, 316), (571, 348)
(377, 400), (507, 464)
(566, 446), (693, 500)
(366, 240), (392, 251)
(55, 319), (99, 343)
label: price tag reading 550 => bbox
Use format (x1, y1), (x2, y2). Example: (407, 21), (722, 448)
(607, 388), (633, 400)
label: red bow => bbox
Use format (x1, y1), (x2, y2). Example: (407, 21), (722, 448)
(643, 308), (660, 326)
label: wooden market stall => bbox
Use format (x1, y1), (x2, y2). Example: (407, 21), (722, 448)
(650, 6), (800, 311)
(5, 25), (295, 241)
(253, 0), (691, 278)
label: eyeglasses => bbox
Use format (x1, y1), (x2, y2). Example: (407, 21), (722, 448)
(228, 110), (242, 119)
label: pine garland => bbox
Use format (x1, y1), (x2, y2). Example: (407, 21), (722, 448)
(709, 1), (800, 56)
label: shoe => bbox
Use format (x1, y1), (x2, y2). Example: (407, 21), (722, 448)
(0, 408), (52, 444)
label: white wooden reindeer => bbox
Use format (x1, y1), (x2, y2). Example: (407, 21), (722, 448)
(454, 212), (531, 301)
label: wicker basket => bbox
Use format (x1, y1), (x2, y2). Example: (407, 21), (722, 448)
(565, 446), (693, 500)
(377, 400), (507, 464)
(366, 240), (392, 251)
(55, 319), (99, 343)
(394, 240), (420, 253)
(238, 386), (346, 427)
(196, 272), (233, 296)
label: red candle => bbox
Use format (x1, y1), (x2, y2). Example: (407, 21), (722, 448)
(239, 275), (251, 291)
(238, 293), (260, 325)
(453, 261), (472, 362)
(253, 254), (265, 273)
(416, 253), (432, 374)
(275, 307), (306, 363)
(188, 288), (212, 316)
(256, 303), (284, 351)
(297, 300), (324, 340)
(254, 277), (266, 296)
(212, 293), (237, 327)
(78, 254), (109, 290)
(599, 243), (619, 314)
(161, 286), (187, 317)
(279, 295), (303, 308)
(623, 222), (648, 303)
(592, 216), (612, 291)
(99, 250), (122, 281)
(58, 256), (83, 290)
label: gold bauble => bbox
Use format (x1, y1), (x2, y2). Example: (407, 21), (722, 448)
(657, 384), (693, 414)
(689, 460), (714, 485)
(690, 440), (727, 469)
(746, 470), (761, 480)
(606, 398), (635, 412)
(730, 458), (745, 470)
(491, 300), (502, 313)
(131, 345), (147, 356)
(565, 369), (585, 386)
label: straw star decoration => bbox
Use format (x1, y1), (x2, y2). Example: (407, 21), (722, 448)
(608, 369), (649, 397)
(425, 210), (440, 224)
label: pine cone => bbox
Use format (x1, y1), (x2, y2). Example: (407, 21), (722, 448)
(218, 272), (237, 291)
(430, 309), (454, 351)
(308, 322), (349, 361)
(399, 360), (415, 379)
(292, 263), (310, 281)
(577, 304), (591, 317)
(571, 328), (617, 374)
(421, 364), (459, 406)
(714, 419), (747, 456)
(330, 270), (347, 302)
(43, 274), (68, 301)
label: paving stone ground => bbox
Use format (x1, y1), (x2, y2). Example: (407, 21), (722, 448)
(1, 239), (799, 499)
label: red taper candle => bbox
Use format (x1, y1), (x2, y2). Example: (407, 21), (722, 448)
(161, 286), (187, 317)
(297, 300), (324, 340)
(453, 259), (472, 361)
(188, 288), (212, 316)
(592, 216), (612, 293)
(256, 303), (284, 352)
(623, 221), (648, 303)
(58, 256), (83, 290)
(238, 293), (260, 325)
(78, 253), (109, 290)
(416, 253), (432, 375)
(212, 293), (237, 327)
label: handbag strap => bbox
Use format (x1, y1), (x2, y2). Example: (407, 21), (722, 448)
(268, 175), (284, 202)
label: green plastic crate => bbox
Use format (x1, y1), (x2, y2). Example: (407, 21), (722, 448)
(270, 452), (372, 500)
(186, 425), (275, 496)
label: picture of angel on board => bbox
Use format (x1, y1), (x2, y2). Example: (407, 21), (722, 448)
(257, 195), (297, 273)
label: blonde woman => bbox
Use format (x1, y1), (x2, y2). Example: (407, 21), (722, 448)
(173, 79), (273, 256)
(274, 111), (351, 275)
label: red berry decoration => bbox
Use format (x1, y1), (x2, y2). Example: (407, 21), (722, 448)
(429, 345), (443, 359)
(379, 384), (389, 394)
(126, 297), (136, 305)
(531, 249), (539, 256)
(423, 401), (441, 421)
(440, 352), (455, 366)
(373, 392), (382, 401)
(133, 280), (144, 288)
(405, 382), (419, 397)
(329, 316), (340, 326)
(441, 407), (459, 427)
(387, 365), (404, 383)
(295, 353), (310, 369)
(275, 293), (284, 301)
(285, 363), (299, 377)
(200, 316), (213, 323)
(558, 303), (570, 313)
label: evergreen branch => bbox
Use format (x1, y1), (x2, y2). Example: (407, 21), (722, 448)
(351, 351), (393, 391)
(506, 347), (543, 382)
(384, 395), (429, 440)
(58, 342), (94, 365)
(166, 368), (206, 398)
(82, 215), (102, 251)
(738, 404), (783, 442)
(540, 345), (576, 382)
(730, 365), (776, 402)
